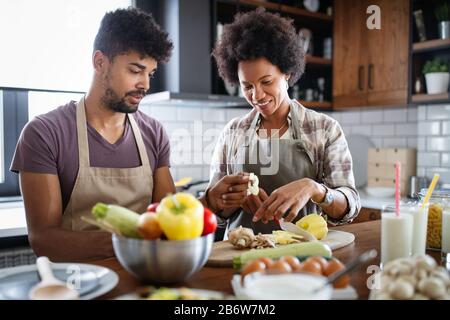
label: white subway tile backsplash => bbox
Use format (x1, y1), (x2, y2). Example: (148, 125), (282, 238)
(426, 104), (450, 120)
(203, 166), (212, 181)
(383, 138), (407, 147)
(177, 107), (203, 121)
(395, 123), (417, 136)
(407, 107), (418, 122)
(418, 121), (441, 136)
(351, 125), (372, 135)
(417, 166), (426, 177)
(417, 137), (426, 151)
(163, 122), (192, 135)
(372, 124), (395, 136)
(371, 138), (383, 147)
(215, 123), (227, 130)
(170, 167), (178, 181)
(441, 153), (450, 167)
(139, 104), (152, 115)
(418, 106), (427, 120)
(417, 152), (440, 167)
(327, 112), (341, 122)
(407, 138), (418, 149)
(425, 167), (450, 184)
(340, 125), (352, 135)
(176, 166), (205, 181)
(361, 110), (383, 124)
(202, 108), (226, 122)
(226, 108), (249, 121)
(383, 109), (407, 123)
(442, 121), (450, 135)
(427, 137), (450, 151)
(339, 111), (360, 124)
(150, 106), (178, 121)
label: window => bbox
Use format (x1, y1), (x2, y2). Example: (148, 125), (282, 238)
(0, 0), (133, 198)
(0, 90), (28, 197)
(28, 91), (84, 121)
(0, 0), (133, 92)
(0, 91), (4, 183)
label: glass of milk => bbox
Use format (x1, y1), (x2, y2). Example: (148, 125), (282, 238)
(381, 206), (413, 267)
(391, 203), (429, 256)
(442, 207), (450, 268)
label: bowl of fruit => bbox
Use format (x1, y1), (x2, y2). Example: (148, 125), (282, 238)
(89, 192), (217, 284)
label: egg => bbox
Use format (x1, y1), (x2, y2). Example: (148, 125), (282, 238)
(304, 256), (329, 273)
(267, 260), (292, 274)
(240, 260), (266, 280)
(257, 257), (274, 268)
(323, 259), (350, 288)
(278, 256), (301, 269)
(295, 260), (322, 275)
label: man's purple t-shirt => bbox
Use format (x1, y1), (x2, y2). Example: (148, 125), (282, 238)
(10, 101), (170, 211)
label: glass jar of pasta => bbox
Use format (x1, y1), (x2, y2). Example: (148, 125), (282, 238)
(418, 188), (450, 250)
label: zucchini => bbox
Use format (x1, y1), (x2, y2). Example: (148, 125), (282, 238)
(91, 203), (141, 238)
(232, 241), (332, 269)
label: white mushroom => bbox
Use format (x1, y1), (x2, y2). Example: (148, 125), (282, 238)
(414, 268), (428, 282)
(415, 255), (437, 272)
(389, 279), (415, 300)
(398, 275), (417, 288)
(412, 293), (429, 300)
(430, 268), (450, 286)
(418, 278), (446, 300)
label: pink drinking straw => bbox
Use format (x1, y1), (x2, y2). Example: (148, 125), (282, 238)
(395, 161), (401, 217)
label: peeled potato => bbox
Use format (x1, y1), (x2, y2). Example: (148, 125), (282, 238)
(247, 173), (259, 196)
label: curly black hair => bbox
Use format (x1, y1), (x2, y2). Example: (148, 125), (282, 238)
(213, 8), (305, 86)
(94, 7), (173, 63)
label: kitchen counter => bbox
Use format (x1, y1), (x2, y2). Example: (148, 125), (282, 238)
(357, 189), (414, 210)
(0, 201), (27, 238)
(89, 221), (442, 300)
(358, 190), (394, 210)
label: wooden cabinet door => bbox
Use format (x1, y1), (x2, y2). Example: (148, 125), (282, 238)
(333, 0), (368, 109)
(366, 0), (410, 106)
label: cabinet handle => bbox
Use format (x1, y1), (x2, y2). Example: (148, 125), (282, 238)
(368, 63), (374, 89)
(358, 65), (364, 91)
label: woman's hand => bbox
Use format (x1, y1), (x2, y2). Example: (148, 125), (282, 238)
(207, 174), (249, 212)
(241, 188), (269, 214)
(253, 178), (325, 223)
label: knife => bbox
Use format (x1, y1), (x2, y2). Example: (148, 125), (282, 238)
(277, 218), (317, 242)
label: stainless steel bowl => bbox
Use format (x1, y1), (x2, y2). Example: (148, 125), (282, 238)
(112, 233), (214, 284)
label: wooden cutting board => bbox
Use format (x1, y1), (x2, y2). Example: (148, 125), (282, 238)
(206, 230), (355, 267)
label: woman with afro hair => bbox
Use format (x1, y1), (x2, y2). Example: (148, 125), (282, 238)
(204, 8), (360, 235)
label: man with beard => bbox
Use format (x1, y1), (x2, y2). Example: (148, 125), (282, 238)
(9, 8), (178, 261)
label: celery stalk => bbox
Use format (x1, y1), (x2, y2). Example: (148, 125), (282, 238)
(233, 241), (332, 269)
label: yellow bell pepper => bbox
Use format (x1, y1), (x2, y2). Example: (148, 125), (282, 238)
(296, 213), (328, 240)
(156, 193), (204, 240)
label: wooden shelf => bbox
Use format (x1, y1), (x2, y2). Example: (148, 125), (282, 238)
(221, 0), (333, 22)
(305, 55), (332, 66)
(298, 100), (332, 109)
(412, 38), (450, 53)
(411, 92), (450, 103)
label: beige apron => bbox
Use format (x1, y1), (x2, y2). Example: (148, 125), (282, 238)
(229, 100), (320, 234)
(62, 97), (153, 231)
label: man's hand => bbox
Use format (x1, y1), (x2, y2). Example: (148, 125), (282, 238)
(253, 178), (324, 223)
(207, 174), (249, 211)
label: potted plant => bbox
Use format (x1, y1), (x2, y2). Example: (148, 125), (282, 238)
(435, 1), (450, 39)
(422, 58), (450, 94)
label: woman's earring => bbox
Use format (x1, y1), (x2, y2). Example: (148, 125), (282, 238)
(286, 81), (289, 90)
